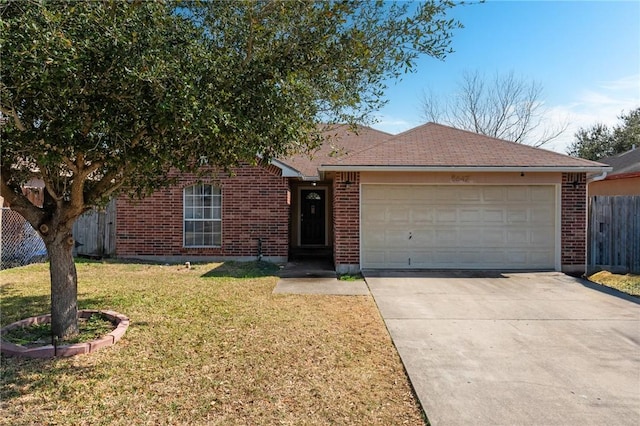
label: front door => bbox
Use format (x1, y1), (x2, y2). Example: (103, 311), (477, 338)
(300, 189), (326, 245)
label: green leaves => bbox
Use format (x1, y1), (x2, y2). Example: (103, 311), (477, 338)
(568, 108), (640, 160)
(1, 0), (460, 211)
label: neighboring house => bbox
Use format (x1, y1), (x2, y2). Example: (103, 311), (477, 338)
(116, 123), (608, 275)
(0, 178), (45, 208)
(588, 147), (640, 196)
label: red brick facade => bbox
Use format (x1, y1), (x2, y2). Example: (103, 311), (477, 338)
(561, 172), (587, 273)
(333, 172), (360, 273)
(116, 167), (588, 273)
(116, 164), (290, 261)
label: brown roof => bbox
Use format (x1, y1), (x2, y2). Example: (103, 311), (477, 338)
(319, 123), (608, 171)
(278, 125), (392, 178)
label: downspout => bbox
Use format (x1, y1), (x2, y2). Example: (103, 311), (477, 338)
(584, 168), (608, 277)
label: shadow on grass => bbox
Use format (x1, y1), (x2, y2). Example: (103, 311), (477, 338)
(0, 285), (50, 327)
(201, 261), (280, 279)
(1, 284), (118, 327)
(0, 356), (101, 404)
(0, 291), (119, 404)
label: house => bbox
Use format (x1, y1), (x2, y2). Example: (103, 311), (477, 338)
(116, 123), (609, 275)
(588, 147), (640, 196)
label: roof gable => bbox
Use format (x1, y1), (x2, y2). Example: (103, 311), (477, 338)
(277, 125), (391, 178)
(320, 123), (608, 171)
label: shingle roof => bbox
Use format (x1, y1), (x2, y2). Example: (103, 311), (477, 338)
(321, 123), (607, 170)
(279, 125), (391, 178)
(598, 147), (640, 176)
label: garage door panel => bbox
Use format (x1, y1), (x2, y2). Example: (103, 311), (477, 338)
(361, 184), (556, 270)
(363, 207), (387, 223)
(460, 229), (483, 244)
(459, 187), (482, 201)
(433, 187), (457, 201)
(435, 228), (458, 244)
(436, 209), (458, 222)
(531, 228), (554, 244)
(388, 207), (410, 224)
(412, 209), (434, 224)
(412, 229), (435, 244)
(482, 209), (505, 223)
(483, 187), (506, 202)
(507, 208), (528, 223)
(505, 251), (528, 264)
(506, 187), (528, 202)
(386, 231), (410, 248)
(481, 229), (507, 245)
(460, 209), (482, 222)
(507, 230), (529, 244)
(529, 251), (554, 266)
(531, 186), (554, 202)
(531, 207), (554, 223)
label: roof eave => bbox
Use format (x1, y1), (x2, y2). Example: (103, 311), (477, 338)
(317, 165), (613, 173)
(270, 159), (303, 178)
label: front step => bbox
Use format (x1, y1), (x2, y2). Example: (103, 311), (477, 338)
(289, 247), (333, 260)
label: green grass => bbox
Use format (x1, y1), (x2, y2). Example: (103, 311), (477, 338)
(338, 273), (364, 281)
(0, 260), (424, 425)
(2, 314), (115, 346)
(588, 270), (640, 296)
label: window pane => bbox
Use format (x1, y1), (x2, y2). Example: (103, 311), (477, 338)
(184, 184), (221, 247)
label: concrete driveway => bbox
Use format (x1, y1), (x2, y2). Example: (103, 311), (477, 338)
(364, 271), (640, 426)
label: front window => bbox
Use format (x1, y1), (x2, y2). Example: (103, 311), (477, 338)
(184, 183), (221, 247)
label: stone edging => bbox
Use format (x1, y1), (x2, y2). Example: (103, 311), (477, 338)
(0, 310), (129, 359)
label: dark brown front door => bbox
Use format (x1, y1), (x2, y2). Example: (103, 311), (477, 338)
(300, 189), (325, 245)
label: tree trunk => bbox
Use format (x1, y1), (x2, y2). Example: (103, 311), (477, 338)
(46, 231), (79, 339)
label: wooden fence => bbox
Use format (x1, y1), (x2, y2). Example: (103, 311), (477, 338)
(72, 198), (116, 258)
(588, 195), (640, 274)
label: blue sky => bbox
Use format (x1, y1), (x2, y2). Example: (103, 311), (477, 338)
(371, 0), (640, 153)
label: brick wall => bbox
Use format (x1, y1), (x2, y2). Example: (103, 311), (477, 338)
(333, 172), (360, 273)
(116, 164), (290, 260)
(561, 172), (587, 273)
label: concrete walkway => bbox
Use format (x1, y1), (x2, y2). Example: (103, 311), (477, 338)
(364, 270), (640, 426)
(273, 259), (369, 295)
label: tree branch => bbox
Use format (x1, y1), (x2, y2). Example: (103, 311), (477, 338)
(0, 105), (26, 131)
(0, 165), (46, 227)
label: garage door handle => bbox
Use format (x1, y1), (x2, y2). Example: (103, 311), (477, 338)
(408, 232), (412, 240)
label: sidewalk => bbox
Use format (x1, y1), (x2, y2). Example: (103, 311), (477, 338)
(273, 259), (369, 296)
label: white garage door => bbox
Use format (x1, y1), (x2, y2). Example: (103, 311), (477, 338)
(361, 185), (557, 270)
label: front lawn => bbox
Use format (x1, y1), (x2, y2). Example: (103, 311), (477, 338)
(0, 260), (424, 425)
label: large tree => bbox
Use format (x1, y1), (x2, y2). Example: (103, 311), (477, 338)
(0, 0), (460, 338)
(421, 70), (567, 146)
(567, 107), (640, 160)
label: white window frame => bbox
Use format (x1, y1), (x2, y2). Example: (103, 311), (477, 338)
(183, 183), (222, 248)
